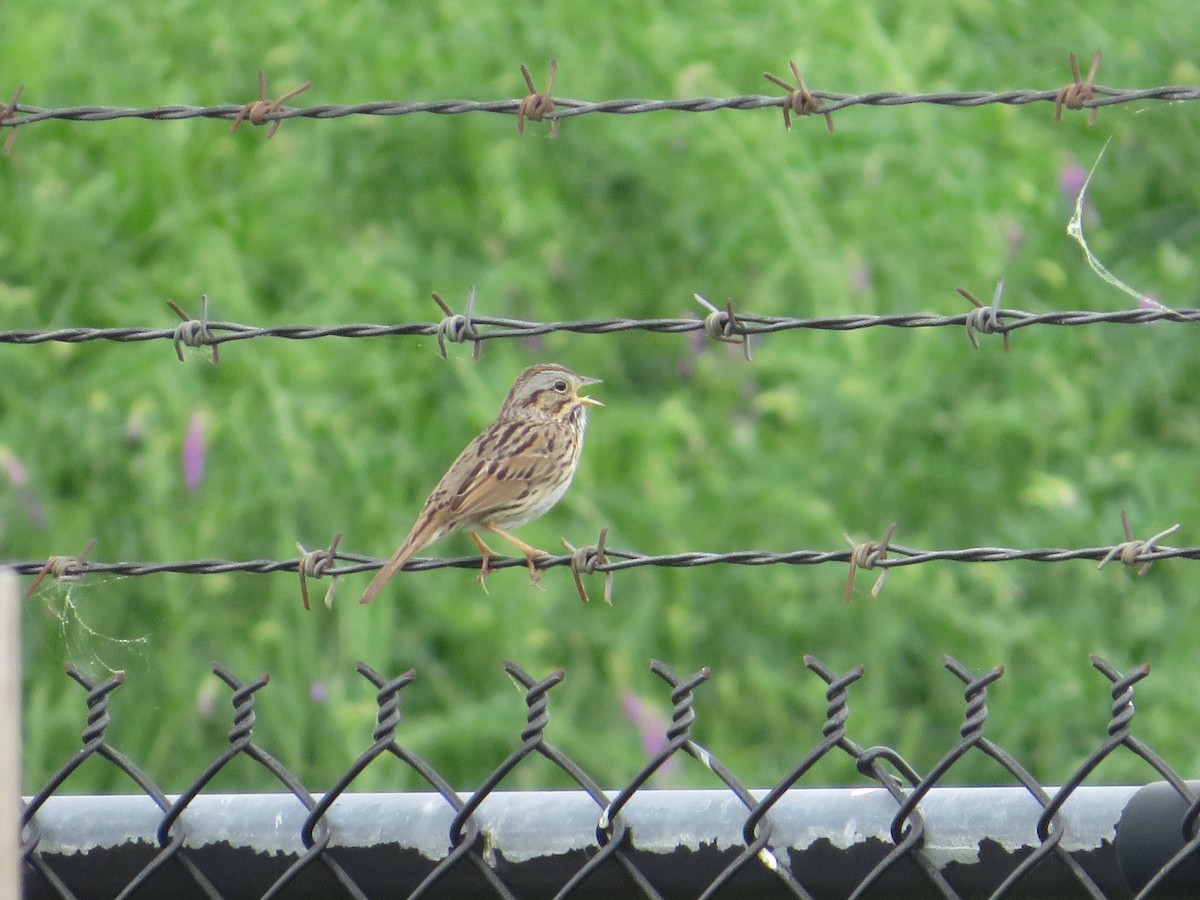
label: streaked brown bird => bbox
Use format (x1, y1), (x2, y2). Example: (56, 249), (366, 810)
(359, 364), (602, 604)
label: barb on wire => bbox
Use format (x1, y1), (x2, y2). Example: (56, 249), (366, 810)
(763, 61), (834, 132)
(166, 296), (218, 363)
(5, 302), (1198, 351)
(431, 288), (482, 359)
(561, 527), (614, 605)
(843, 523), (896, 601)
(1, 84), (25, 154)
(693, 294), (751, 360)
(297, 533), (342, 610)
(1097, 510), (1181, 576)
(958, 280), (1012, 351)
(25, 539), (96, 597)
(517, 60), (560, 138)
(231, 71), (312, 138)
(13, 530), (1200, 588)
(1056, 51), (1101, 125)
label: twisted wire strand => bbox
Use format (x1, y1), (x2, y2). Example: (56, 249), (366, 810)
(4, 85), (1199, 129)
(3, 306), (1198, 349)
(10, 540), (1200, 581)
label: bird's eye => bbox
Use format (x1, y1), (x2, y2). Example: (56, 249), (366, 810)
(552, 379), (568, 393)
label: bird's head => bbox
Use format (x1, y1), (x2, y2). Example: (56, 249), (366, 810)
(502, 363), (603, 422)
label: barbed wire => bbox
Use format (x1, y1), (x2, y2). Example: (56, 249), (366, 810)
(2, 53), (1197, 150)
(3, 298), (1198, 357)
(3, 86), (1198, 130)
(17, 541), (1198, 579)
(13, 517), (1196, 609)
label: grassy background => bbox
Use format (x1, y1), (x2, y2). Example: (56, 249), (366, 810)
(3, 2), (1200, 795)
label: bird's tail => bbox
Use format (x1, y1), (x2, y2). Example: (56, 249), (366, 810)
(359, 511), (447, 604)
(358, 539), (419, 604)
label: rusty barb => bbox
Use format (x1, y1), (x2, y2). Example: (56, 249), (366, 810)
(561, 528), (614, 605)
(1, 84), (25, 154)
(1097, 510), (1182, 576)
(231, 71), (312, 138)
(693, 294), (752, 360)
(432, 288), (483, 360)
(518, 60), (560, 138)
(957, 280), (1011, 351)
(26, 539), (97, 597)
(1055, 51), (1101, 125)
(166, 295), (219, 364)
(763, 62), (834, 133)
(297, 533), (342, 610)
(844, 524), (896, 602)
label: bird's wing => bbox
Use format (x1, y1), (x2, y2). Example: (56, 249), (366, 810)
(444, 430), (556, 521)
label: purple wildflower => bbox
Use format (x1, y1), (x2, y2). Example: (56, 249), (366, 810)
(0, 446), (46, 526)
(622, 691), (678, 779)
(197, 682), (217, 719)
(1058, 161), (1089, 207)
(183, 412), (207, 492)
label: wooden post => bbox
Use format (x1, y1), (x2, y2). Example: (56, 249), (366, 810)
(0, 569), (21, 897)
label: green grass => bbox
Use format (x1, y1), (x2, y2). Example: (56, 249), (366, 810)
(4, 2), (1200, 796)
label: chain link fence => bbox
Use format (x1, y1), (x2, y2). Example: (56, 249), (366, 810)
(18, 654), (1200, 899)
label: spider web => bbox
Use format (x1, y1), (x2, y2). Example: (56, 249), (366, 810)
(38, 578), (150, 675)
(1067, 137), (1167, 309)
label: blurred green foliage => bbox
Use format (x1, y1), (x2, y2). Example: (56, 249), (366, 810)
(3, 2), (1200, 794)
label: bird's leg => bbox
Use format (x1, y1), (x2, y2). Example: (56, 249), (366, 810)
(485, 524), (549, 585)
(469, 532), (497, 593)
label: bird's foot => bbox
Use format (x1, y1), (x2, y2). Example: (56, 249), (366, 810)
(471, 533), (496, 594)
(524, 550), (549, 590)
(526, 549), (549, 581)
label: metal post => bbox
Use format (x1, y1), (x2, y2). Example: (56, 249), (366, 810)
(1117, 779), (1200, 897)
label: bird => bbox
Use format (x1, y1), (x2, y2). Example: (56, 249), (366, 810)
(359, 363), (602, 603)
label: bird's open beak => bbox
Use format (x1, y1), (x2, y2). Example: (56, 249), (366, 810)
(575, 377), (604, 407)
